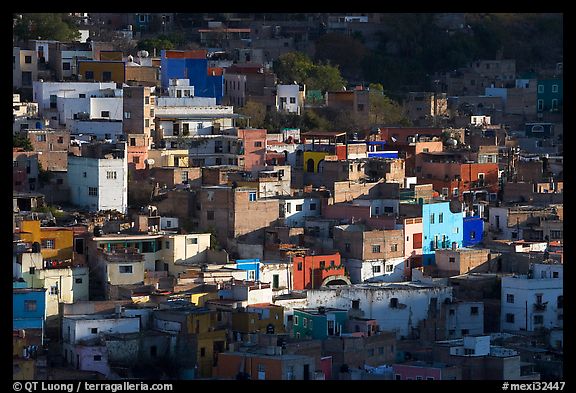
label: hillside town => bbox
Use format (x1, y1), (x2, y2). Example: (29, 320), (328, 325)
(13, 13), (563, 381)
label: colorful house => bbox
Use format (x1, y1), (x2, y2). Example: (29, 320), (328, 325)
(292, 253), (350, 290)
(160, 50), (224, 104)
(463, 215), (484, 247)
(78, 60), (126, 84)
(293, 307), (348, 340)
(421, 201), (464, 265)
(13, 284), (47, 331)
(235, 259), (261, 281)
(18, 220), (74, 262)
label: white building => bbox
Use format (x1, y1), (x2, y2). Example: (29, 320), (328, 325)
(501, 263), (563, 332)
(62, 314), (140, 365)
(33, 81), (117, 118)
(444, 300), (484, 339)
(352, 198), (400, 217)
(67, 143), (128, 213)
(69, 120), (124, 142)
(306, 282), (453, 339)
(218, 281), (273, 307)
(279, 197), (321, 227)
(350, 256), (406, 284)
(276, 84), (304, 115)
(260, 261), (293, 294)
(163, 233), (212, 275)
(13, 47), (38, 90)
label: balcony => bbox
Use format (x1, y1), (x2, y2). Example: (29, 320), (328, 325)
(533, 302), (547, 312)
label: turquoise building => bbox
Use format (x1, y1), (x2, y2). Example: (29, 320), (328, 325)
(293, 307), (348, 340)
(13, 282), (47, 330)
(421, 201), (464, 265)
(537, 79), (563, 113)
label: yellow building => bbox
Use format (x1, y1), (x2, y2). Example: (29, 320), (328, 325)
(231, 304), (285, 334)
(78, 60), (126, 83)
(190, 292), (218, 307)
(19, 220), (74, 261)
(186, 310), (227, 378)
(303, 151), (329, 173)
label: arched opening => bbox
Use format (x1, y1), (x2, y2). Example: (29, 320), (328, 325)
(306, 158), (315, 173)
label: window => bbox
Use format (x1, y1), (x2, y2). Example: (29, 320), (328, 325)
(416, 376), (423, 380)
(296, 204), (303, 211)
(85, 71), (94, 80)
(557, 296), (563, 309)
(551, 84), (559, 93)
(133, 156), (140, 164)
(430, 213), (435, 224)
(106, 171), (117, 179)
(50, 285), (59, 295)
(294, 315), (299, 325)
(249, 192), (257, 202)
(62, 62), (70, 70)
(453, 188), (459, 197)
(449, 257), (456, 263)
(124, 111), (131, 119)
(36, 134), (46, 142)
(345, 243), (351, 252)
(449, 309), (455, 316)
(426, 377), (435, 381)
(248, 270), (256, 280)
(438, 213), (443, 223)
(303, 318), (307, 328)
(384, 206), (394, 213)
(319, 261), (326, 269)
(536, 294), (543, 304)
(390, 298), (398, 308)
(207, 211), (214, 220)
(372, 245), (381, 253)
(534, 315), (544, 325)
(91, 328), (98, 334)
(119, 265), (133, 274)
(442, 187), (449, 196)
(88, 187), (98, 196)
(101, 111), (110, 118)
(461, 329), (469, 335)
(25, 55), (32, 64)
(145, 96), (150, 105)
(385, 264), (393, 273)
(390, 244), (398, 252)
(254, 141), (263, 147)
(537, 100), (544, 111)
(102, 71), (112, 82)
(471, 306), (479, 315)
(551, 99), (558, 110)
(200, 348), (206, 357)
(505, 313), (515, 323)
(395, 375), (402, 381)
(309, 203), (317, 211)
(24, 300), (37, 312)
(538, 85), (544, 93)
(297, 262), (303, 271)
(352, 300), (360, 309)
(470, 231), (476, 240)
(372, 265), (381, 273)
(93, 355), (102, 361)
(75, 278), (83, 284)
(290, 97), (296, 104)
(41, 239), (55, 249)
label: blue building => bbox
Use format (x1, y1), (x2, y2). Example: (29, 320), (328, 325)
(160, 50), (224, 104)
(235, 259), (261, 281)
(293, 307), (348, 340)
(366, 141), (399, 159)
(463, 216), (484, 247)
(421, 200), (464, 265)
(13, 284), (46, 330)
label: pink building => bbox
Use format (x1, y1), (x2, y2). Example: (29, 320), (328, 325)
(70, 345), (111, 377)
(392, 361), (461, 380)
(238, 128), (267, 171)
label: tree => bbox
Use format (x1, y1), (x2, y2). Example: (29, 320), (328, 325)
(368, 85), (412, 127)
(273, 52), (314, 85)
(306, 63), (347, 93)
(13, 13), (80, 42)
(13, 134), (33, 151)
(137, 37), (176, 53)
(236, 101), (266, 129)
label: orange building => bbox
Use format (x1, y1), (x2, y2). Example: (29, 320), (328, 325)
(237, 128), (267, 171)
(18, 220), (74, 262)
(214, 351), (315, 380)
(292, 253), (348, 290)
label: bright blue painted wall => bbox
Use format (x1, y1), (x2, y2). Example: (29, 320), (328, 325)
(422, 201), (464, 265)
(13, 288), (46, 330)
(236, 259), (261, 281)
(463, 216), (484, 247)
(160, 52), (224, 104)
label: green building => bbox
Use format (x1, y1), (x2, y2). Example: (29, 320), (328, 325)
(293, 307), (348, 340)
(537, 79), (562, 113)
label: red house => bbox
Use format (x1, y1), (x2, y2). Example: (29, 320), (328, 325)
(292, 253), (348, 290)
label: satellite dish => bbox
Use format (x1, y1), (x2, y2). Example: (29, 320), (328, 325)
(138, 50), (149, 58)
